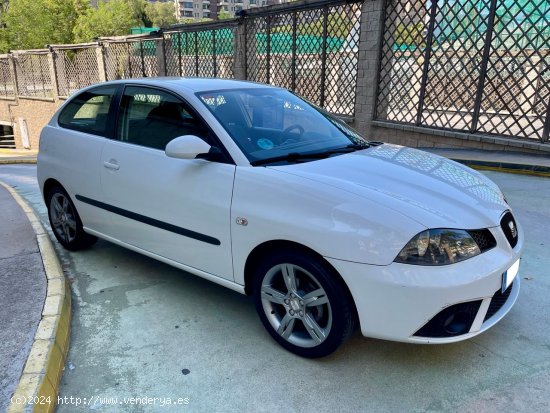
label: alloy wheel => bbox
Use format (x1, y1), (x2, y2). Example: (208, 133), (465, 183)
(260, 263), (332, 348)
(49, 193), (77, 244)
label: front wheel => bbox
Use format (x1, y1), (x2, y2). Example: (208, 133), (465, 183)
(254, 250), (354, 358)
(46, 186), (97, 251)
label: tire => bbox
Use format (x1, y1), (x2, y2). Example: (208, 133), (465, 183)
(46, 186), (97, 251)
(253, 249), (355, 358)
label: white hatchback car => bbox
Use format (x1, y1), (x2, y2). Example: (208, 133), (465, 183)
(38, 78), (522, 358)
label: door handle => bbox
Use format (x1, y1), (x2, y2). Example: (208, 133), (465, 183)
(103, 160), (120, 171)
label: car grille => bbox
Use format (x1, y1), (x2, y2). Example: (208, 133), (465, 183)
(500, 211), (518, 249)
(467, 229), (497, 253)
(483, 282), (513, 322)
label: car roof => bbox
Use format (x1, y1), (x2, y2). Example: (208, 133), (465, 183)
(103, 77), (275, 93)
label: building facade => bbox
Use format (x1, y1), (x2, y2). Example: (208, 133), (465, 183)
(174, 0), (280, 21)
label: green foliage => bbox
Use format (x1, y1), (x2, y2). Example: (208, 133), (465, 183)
(0, 0), (89, 51)
(0, 0), (8, 52)
(217, 10), (234, 20)
(271, 12), (353, 38)
(127, 0), (151, 27)
(394, 23), (425, 48)
(145, 2), (177, 28)
(73, 0), (140, 43)
(177, 17), (213, 24)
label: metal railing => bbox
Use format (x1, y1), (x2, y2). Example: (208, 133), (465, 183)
(11, 50), (53, 99)
(244, 0), (362, 117)
(0, 56), (16, 99)
(163, 21), (237, 78)
(376, 0), (550, 142)
(0, 0), (548, 146)
(51, 44), (101, 98)
(103, 37), (160, 80)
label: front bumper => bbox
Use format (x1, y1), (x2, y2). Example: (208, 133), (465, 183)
(326, 225), (523, 343)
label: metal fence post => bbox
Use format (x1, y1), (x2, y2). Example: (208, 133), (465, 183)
(266, 14), (271, 84)
(470, 0), (498, 134)
(194, 32), (199, 76)
(127, 43), (133, 78)
(320, 6), (329, 107)
(291, 11), (297, 91)
(8, 54), (18, 99)
(212, 30), (218, 78)
(415, 0), (439, 126)
(139, 41), (146, 77)
(178, 33), (183, 77)
(543, 103), (550, 143)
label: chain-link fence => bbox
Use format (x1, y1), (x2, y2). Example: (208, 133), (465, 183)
(52, 45), (101, 97)
(0, 57), (15, 99)
(103, 38), (160, 80)
(164, 23), (237, 78)
(2, 0), (549, 147)
(12, 51), (53, 98)
(245, 0), (361, 117)
(376, 0), (550, 142)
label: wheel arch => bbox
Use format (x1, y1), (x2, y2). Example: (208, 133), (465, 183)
(42, 178), (65, 202)
(243, 239), (359, 325)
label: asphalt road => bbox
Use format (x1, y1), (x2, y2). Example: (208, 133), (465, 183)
(1, 164), (549, 413)
(0, 182), (46, 413)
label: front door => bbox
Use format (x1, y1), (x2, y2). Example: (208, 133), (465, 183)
(96, 85), (235, 280)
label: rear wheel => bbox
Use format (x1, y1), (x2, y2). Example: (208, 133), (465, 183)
(254, 250), (354, 358)
(46, 186), (97, 251)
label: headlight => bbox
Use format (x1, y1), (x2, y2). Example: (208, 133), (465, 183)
(395, 229), (482, 266)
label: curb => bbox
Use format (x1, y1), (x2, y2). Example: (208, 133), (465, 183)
(419, 148), (550, 178)
(453, 160), (550, 178)
(0, 159), (37, 165)
(0, 181), (71, 413)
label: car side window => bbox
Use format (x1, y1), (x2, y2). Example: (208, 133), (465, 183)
(58, 86), (116, 137)
(117, 86), (211, 150)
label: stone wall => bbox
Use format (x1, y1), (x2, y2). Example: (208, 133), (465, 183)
(0, 97), (61, 150)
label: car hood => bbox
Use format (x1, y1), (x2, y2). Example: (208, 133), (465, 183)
(269, 144), (508, 229)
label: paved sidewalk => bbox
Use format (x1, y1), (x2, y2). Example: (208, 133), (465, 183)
(423, 148), (550, 176)
(0, 149), (38, 164)
(0, 184), (46, 412)
(2, 147), (550, 173)
(1, 159), (549, 412)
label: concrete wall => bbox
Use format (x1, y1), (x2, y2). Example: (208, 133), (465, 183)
(0, 97), (61, 150)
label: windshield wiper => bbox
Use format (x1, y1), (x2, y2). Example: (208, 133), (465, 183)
(250, 143), (370, 166)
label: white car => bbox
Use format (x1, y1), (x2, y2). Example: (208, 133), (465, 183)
(37, 78), (522, 358)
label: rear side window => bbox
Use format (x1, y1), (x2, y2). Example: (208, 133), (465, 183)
(58, 86), (116, 137)
(117, 86), (211, 150)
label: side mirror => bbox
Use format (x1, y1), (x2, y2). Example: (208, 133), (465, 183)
(165, 135), (211, 160)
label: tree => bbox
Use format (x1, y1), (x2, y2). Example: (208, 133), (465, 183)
(0, 0), (8, 15)
(145, 2), (177, 28)
(0, 0), (89, 51)
(0, 0), (9, 52)
(217, 10), (234, 20)
(73, 0), (139, 43)
(127, 0), (151, 27)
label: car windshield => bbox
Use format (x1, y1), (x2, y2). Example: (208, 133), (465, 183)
(196, 88), (369, 165)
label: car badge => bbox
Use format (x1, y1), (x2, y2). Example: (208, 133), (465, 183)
(508, 221), (517, 238)
(236, 217), (248, 226)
